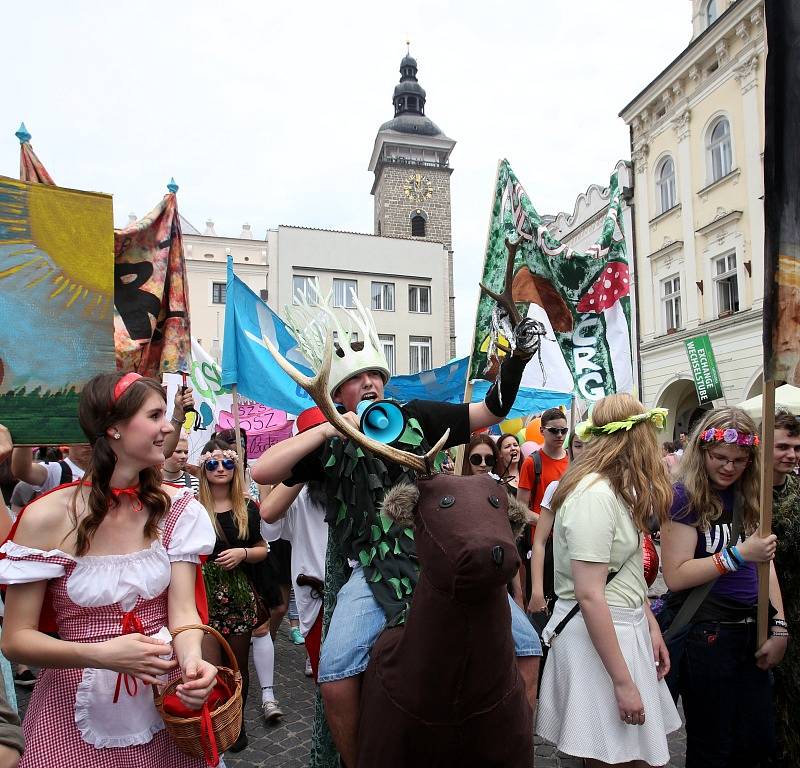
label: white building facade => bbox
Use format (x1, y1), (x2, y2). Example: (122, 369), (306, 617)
(619, 0), (765, 437)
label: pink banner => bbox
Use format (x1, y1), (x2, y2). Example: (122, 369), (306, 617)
(217, 402), (294, 459)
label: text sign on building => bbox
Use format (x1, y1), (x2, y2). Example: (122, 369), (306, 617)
(684, 334), (724, 405)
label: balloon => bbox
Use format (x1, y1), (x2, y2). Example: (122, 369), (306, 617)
(643, 534), (660, 587)
(500, 417), (524, 435)
(525, 418), (543, 444)
(515, 429), (527, 445)
(520, 441), (538, 459)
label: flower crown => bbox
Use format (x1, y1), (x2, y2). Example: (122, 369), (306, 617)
(575, 407), (668, 441)
(699, 428), (759, 447)
(199, 449), (239, 463)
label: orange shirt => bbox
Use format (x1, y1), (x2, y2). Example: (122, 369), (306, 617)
(518, 451), (570, 515)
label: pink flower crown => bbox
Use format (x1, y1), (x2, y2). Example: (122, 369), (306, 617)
(699, 427), (760, 447)
(199, 449), (239, 463)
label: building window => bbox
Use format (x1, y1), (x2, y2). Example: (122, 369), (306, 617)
(656, 157), (676, 213)
(714, 253), (739, 316)
(409, 336), (432, 374)
(379, 334), (396, 376)
(212, 282), (226, 304)
(371, 281), (395, 311)
(708, 117), (733, 182)
(705, 0), (718, 27)
(411, 215), (426, 237)
(662, 275), (682, 332)
(292, 275), (318, 305)
(333, 278), (358, 308)
(408, 284), (431, 313)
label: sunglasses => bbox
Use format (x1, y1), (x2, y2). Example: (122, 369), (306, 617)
(205, 458), (236, 471)
(469, 453), (496, 467)
(544, 427), (569, 436)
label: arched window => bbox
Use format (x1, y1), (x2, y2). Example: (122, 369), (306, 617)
(656, 156), (676, 213)
(708, 117), (733, 182)
(705, 0), (718, 27)
(411, 214), (426, 237)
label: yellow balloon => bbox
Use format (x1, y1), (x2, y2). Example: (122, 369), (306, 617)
(500, 417), (523, 435)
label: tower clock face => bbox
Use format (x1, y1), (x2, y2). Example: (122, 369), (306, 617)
(403, 173), (434, 203)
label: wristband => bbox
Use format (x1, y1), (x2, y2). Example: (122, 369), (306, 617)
(729, 545), (745, 566)
(242, 547), (248, 563)
(771, 618), (788, 629)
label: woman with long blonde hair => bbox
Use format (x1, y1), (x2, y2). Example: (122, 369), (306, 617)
(198, 438), (268, 752)
(659, 407), (785, 767)
(536, 394), (681, 768)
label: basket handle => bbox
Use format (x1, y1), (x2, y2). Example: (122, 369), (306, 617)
(171, 624), (239, 674)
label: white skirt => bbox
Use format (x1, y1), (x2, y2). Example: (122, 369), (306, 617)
(536, 600), (682, 766)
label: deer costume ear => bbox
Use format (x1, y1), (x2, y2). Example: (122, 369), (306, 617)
(507, 495), (533, 540)
(380, 482), (420, 529)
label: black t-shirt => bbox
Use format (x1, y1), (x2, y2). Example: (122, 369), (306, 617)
(209, 500), (263, 560)
(285, 399), (471, 626)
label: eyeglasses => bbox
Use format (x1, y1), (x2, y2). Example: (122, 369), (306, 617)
(707, 451), (750, 469)
(469, 453), (496, 467)
(544, 427), (569, 436)
(205, 458), (236, 471)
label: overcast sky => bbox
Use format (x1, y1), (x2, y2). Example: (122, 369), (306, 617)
(2, 1), (692, 357)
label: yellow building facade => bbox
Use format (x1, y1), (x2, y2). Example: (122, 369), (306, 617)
(619, 0), (765, 438)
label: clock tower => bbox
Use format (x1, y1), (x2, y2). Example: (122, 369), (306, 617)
(369, 52), (455, 249)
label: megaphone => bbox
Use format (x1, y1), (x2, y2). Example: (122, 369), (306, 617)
(356, 399), (407, 444)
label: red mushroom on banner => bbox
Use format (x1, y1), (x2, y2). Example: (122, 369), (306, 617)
(576, 262), (630, 314)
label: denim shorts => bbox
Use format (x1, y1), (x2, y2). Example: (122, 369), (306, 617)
(317, 566), (542, 683)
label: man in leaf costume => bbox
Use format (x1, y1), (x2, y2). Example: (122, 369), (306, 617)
(253, 288), (542, 768)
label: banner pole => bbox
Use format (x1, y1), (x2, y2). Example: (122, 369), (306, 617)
(231, 384), (247, 489)
(757, 377), (776, 647)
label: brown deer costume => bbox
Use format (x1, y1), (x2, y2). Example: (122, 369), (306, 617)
(357, 473), (533, 768)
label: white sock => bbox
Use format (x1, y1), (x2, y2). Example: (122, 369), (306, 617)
(251, 633), (275, 700)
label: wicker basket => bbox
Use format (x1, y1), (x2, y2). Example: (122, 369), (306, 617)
(154, 624), (243, 762)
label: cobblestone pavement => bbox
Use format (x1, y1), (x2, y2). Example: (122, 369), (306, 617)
(17, 619), (687, 767)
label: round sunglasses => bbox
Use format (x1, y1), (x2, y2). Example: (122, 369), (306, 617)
(204, 458), (236, 471)
(469, 453), (496, 467)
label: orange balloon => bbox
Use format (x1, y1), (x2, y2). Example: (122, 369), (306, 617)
(525, 418), (543, 444)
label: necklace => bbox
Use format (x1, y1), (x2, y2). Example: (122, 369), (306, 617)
(162, 468), (183, 480)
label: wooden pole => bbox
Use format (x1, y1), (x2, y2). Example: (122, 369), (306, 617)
(757, 377), (776, 647)
(455, 381), (474, 476)
(230, 384), (247, 489)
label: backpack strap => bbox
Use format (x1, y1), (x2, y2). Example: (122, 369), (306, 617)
(58, 460), (72, 485)
(531, 450), (543, 504)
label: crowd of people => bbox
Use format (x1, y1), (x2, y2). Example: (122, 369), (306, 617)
(0, 354), (797, 767)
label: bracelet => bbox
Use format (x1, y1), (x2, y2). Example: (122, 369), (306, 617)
(729, 545), (745, 566)
(170, 415), (184, 425)
(711, 553), (727, 574)
(770, 630), (789, 639)
(242, 547), (248, 563)
(720, 548), (740, 572)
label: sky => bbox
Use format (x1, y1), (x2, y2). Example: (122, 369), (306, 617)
(2, 1), (693, 358)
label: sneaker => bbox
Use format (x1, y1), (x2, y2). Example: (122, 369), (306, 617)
(262, 699), (284, 722)
(14, 669), (36, 688)
(304, 656), (313, 677)
(290, 627), (305, 645)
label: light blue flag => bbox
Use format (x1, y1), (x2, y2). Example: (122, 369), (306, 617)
(221, 257), (315, 414)
(384, 357), (470, 404)
(469, 381), (572, 422)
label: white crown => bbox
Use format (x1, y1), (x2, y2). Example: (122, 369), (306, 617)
(284, 283), (390, 396)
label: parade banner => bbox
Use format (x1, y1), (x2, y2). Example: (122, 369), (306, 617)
(222, 256), (316, 415)
(684, 333), (723, 405)
(114, 193), (191, 377)
(0, 176), (115, 444)
(470, 161), (633, 401)
(216, 403), (294, 459)
(763, 0), (800, 386)
(165, 338), (232, 463)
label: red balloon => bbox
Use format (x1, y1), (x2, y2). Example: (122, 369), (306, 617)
(642, 534), (660, 587)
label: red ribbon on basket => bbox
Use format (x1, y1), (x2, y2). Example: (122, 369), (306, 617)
(113, 610), (149, 703)
(199, 703), (220, 767)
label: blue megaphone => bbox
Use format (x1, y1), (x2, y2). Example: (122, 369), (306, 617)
(356, 399), (407, 444)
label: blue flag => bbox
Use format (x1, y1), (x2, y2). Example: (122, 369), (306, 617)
(222, 257), (315, 414)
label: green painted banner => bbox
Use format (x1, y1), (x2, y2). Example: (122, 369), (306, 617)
(684, 334), (724, 405)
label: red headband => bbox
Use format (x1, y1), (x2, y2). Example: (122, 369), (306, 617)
(113, 372), (143, 402)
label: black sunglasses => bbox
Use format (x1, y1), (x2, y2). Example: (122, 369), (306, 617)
(205, 458), (236, 471)
(544, 427), (569, 436)
(469, 453), (496, 467)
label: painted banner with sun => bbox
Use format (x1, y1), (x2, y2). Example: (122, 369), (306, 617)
(0, 176), (116, 443)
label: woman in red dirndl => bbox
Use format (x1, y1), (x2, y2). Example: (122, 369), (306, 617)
(0, 372), (218, 768)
